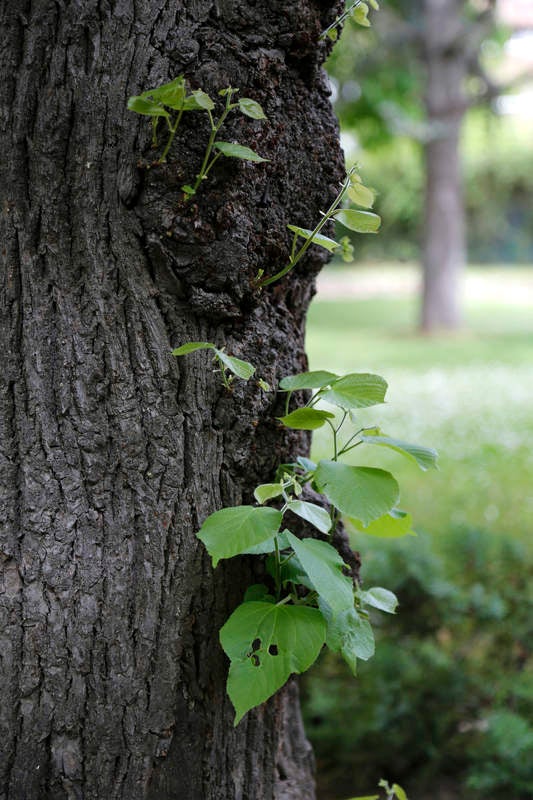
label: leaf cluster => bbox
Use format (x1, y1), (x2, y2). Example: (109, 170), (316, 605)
(191, 365), (436, 723)
(128, 76), (268, 199)
(256, 167), (380, 287)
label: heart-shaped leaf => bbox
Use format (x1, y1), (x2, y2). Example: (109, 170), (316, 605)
(198, 506), (282, 566)
(220, 601), (326, 723)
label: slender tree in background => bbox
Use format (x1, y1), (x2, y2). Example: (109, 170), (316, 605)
(421, 0), (469, 331)
(0, 2), (344, 798)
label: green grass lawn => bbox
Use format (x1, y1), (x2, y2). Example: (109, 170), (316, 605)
(306, 264), (533, 547)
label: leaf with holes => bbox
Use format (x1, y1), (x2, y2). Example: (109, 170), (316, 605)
(197, 506), (282, 566)
(286, 533), (354, 614)
(220, 601), (326, 723)
(314, 461), (399, 526)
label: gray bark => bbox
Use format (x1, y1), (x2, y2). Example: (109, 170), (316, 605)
(421, 0), (467, 331)
(0, 1), (344, 798)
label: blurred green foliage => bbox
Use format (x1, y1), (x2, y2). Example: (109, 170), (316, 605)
(326, 6), (533, 263)
(345, 113), (533, 263)
(303, 274), (533, 799)
(303, 528), (533, 799)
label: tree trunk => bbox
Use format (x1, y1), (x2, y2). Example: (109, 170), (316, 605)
(0, 2), (343, 798)
(421, 0), (467, 331)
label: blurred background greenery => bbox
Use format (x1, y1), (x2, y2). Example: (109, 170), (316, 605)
(301, 1), (533, 798)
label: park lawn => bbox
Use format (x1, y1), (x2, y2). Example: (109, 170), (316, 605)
(306, 265), (533, 548)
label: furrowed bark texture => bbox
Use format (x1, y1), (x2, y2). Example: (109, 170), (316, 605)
(421, 0), (467, 331)
(0, 2), (344, 798)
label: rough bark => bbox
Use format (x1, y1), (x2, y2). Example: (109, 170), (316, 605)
(421, 0), (467, 331)
(0, 2), (344, 798)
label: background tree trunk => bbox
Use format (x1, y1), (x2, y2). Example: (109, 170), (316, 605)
(421, 0), (467, 331)
(0, 2), (343, 798)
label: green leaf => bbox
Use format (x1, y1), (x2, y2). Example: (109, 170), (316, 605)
(172, 341), (214, 355)
(181, 184), (196, 195)
(220, 602), (326, 723)
(321, 373), (388, 409)
(145, 76), (186, 108)
(213, 141), (269, 162)
(243, 584), (275, 603)
(333, 208), (381, 233)
(214, 349), (255, 380)
(320, 602), (375, 672)
(353, 2), (371, 26)
(254, 483), (284, 504)
(286, 501), (332, 534)
(346, 796), (379, 800)
(127, 96), (170, 117)
(238, 97), (267, 119)
(393, 785), (408, 800)
(181, 94), (208, 110)
(297, 456), (317, 472)
(348, 509), (416, 538)
(286, 533), (354, 614)
(271, 552), (315, 590)
(347, 182), (375, 209)
(287, 225), (340, 253)
(197, 506), (282, 566)
(241, 529), (290, 556)
(191, 89), (214, 110)
(257, 378), (271, 391)
(360, 433), (438, 471)
(279, 371), (338, 391)
(358, 586), (398, 614)
(314, 461), (399, 526)
(278, 408), (335, 431)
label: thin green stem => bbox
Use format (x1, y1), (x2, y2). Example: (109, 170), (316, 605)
(191, 126), (218, 194)
(258, 166), (356, 288)
(336, 409), (348, 436)
(275, 594), (292, 607)
(160, 107), (184, 162)
(188, 91), (236, 198)
(325, 418), (338, 461)
(337, 440), (363, 457)
(337, 425), (377, 457)
(320, 0), (362, 40)
(201, 150), (222, 179)
(280, 552), (295, 567)
(274, 537), (282, 601)
(306, 391), (321, 408)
